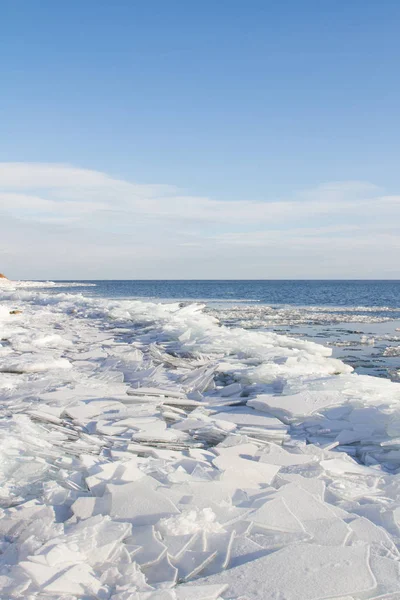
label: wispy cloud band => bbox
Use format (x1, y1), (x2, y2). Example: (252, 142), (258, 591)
(1, 163), (399, 278)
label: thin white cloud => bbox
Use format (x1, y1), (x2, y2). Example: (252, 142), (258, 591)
(0, 163), (174, 195)
(3, 162), (397, 226)
(0, 162), (399, 279)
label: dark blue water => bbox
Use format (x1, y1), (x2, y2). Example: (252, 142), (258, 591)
(59, 280), (400, 309)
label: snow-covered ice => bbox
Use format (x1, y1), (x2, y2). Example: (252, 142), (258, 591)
(1, 283), (400, 598)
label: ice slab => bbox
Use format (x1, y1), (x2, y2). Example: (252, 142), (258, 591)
(228, 536), (268, 569)
(0, 356), (72, 373)
(157, 480), (240, 510)
(348, 517), (400, 558)
(275, 474), (326, 500)
(105, 479), (180, 525)
(64, 399), (127, 421)
(248, 390), (344, 420)
(175, 583), (229, 599)
(213, 441), (260, 458)
(249, 496), (305, 534)
(172, 550), (218, 581)
(127, 387), (186, 398)
(196, 543), (377, 599)
(142, 554), (178, 587)
(274, 483), (337, 522)
(211, 408), (287, 431)
(257, 443), (314, 467)
(162, 532), (198, 560)
(125, 525), (167, 567)
(368, 554), (400, 596)
(213, 453), (280, 488)
(201, 530), (235, 574)
(302, 517), (351, 546)
(321, 457), (381, 476)
(86, 460), (144, 495)
(20, 561), (103, 596)
(71, 496), (99, 520)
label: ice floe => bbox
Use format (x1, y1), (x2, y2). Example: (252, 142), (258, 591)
(1, 284), (400, 598)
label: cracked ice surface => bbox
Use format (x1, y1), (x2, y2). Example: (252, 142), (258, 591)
(1, 284), (400, 599)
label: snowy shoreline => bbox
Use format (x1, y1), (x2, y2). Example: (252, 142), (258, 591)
(1, 284), (400, 599)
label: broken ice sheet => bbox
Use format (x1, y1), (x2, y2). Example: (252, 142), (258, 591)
(248, 496), (305, 534)
(161, 532), (198, 560)
(247, 390), (345, 421)
(172, 549), (217, 582)
(213, 452), (280, 488)
(256, 442), (314, 467)
(195, 543), (376, 599)
(174, 584), (228, 600)
(125, 525), (167, 567)
(142, 554), (178, 587)
(2, 283), (400, 599)
(104, 479), (180, 525)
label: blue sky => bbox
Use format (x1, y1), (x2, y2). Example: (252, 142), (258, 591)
(1, 1), (400, 278)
